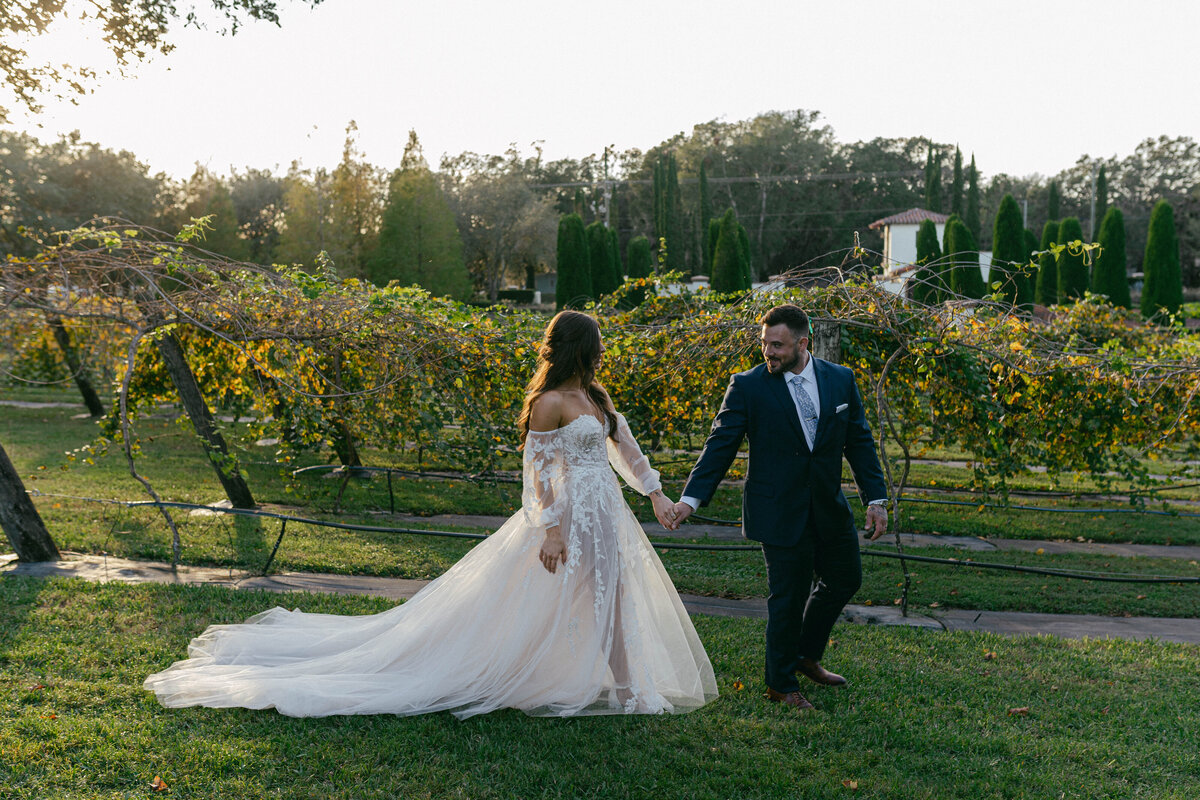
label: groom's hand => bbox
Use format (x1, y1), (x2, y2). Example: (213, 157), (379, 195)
(668, 502), (694, 530)
(865, 504), (887, 541)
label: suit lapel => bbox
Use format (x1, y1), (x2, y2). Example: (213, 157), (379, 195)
(764, 367), (808, 447)
(813, 358), (835, 449)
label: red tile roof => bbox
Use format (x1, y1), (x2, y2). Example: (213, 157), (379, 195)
(868, 208), (950, 229)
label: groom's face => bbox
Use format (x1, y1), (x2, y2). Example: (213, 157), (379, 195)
(761, 323), (808, 375)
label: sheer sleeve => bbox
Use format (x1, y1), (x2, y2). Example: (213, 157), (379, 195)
(522, 427), (567, 532)
(606, 413), (662, 496)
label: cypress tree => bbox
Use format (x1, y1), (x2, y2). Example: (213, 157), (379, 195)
(608, 227), (623, 288)
(911, 218), (943, 304)
(965, 155), (981, 244)
(924, 148), (942, 212)
(555, 213), (591, 310)
(1092, 206), (1130, 308)
(1056, 217), (1088, 302)
(587, 221), (617, 297)
(706, 218), (721, 276)
(625, 235), (652, 306)
(946, 217), (985, 299)
(573, 187), (586, 219)
(942, 213), (961, 258)
(1021, 227), (1040, 303)
(667, 153), (684, 273)
(1141, 199), (1183, 317)
(950, 147), (964, 216)
(699, 159), (713, 275)
(991, 194), (1028, 305)
(736, 221), (754, 288)
(712, 209), (746, 293)
(1094, 165), (1108, 238)
(1035, 220), (1058, 306)
(1047, 181), (1061, 223)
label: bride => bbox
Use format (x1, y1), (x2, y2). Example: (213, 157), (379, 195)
(145, 310), (718, 718)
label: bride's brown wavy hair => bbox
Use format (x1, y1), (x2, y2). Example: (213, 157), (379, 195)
(518, 310), (617, 447)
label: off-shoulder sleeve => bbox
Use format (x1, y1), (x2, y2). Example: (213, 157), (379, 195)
(522, 427), (567, 532)
(606, 413), (662, 497)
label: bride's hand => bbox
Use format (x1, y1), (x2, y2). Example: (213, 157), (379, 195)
(539, 530), (567, 574)
(650, 490), (678, 530)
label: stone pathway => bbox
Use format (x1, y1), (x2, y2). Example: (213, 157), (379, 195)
(4, 551), (1198, 646)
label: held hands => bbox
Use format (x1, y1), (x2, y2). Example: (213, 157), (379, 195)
(864, 503), (888, 541)
(662, 501), (693, 531)
(650, 491), (679, 531)
(539, 528), (567, 574)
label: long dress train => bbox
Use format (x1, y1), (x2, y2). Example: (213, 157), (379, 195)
(144, 413), (718, 718)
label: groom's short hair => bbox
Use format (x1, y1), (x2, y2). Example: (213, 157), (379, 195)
(760, 305), (810, 340)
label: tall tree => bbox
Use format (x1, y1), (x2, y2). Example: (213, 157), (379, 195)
(699, 158), (713, 275)
(945, 217), (984, 299)
(555, 213), (591, 310)
(327, 121), (382, 279)
(950, 146), (964, 216)
(1056, 217), (1088, 303)
(910, 218), (943, 304)
(587, 221), (619, 297)
(965, 155), (981, 244)
(1092, 207), (1130, 308)
(230, 168), (285, 265)
(991, 194), (1029, 305)
(607, 227), (623, 288)
(277, 162), (333, 269)
(1093, 164), (1108, 239)
(1047, 180), (1061, 223)
(369, 132), (470, 299)
(711, 209), (750, 293)
(1140, 200), (1183, 317)
(625, 235), (652, 306)
(924, 147), (942, 212)
(1035, 220), (1059, 306)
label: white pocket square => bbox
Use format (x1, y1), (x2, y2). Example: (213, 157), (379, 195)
(835, 403), (849, 414)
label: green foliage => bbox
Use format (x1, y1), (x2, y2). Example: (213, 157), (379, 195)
(1141, 199), (1184, 317)
(1047, 180), (1061, 223)
(910, 219), (943, 304)
(965, 154), (981, 244)
(924, 147), (942, 212)
(1035, 220), (1059, 305)
(991, 194), (1029, 305)
(369, 165), (470, 300)
(653, 153), (685, 274)
(554, 214), (591, 310)
(625, 235), (652, 306)
(1092, 207), (1131, 308)
(1094, 164), (1108, 234)
(711, 209), (750, 293)
(1055, 217), (1089, 303)
(950, 147), (963, 216)
(587, 221), (619, 297)
(945, 217), (984, 299)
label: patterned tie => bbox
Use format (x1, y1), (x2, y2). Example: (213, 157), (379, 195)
(790, 374), (818, 448)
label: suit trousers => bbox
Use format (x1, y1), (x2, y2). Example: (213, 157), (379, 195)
(761, 526), (862, 693)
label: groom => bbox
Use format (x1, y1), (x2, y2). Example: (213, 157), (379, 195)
(667, 304), (887, 710)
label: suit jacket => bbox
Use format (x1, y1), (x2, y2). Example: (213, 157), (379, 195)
(682, 358), (886, 547)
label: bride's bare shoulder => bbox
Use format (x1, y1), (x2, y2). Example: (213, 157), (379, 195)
(529, 391), (565, 432)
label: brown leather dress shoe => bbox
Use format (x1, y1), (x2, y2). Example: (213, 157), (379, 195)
(765, 687), (814, 709)
(796, 657), (847, 687)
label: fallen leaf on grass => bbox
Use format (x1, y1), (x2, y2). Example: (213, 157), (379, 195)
(1008, 707), (1030, 716)
(928, 602), (940, 608)
(863, 599), (873, 606)
(1035, 548), (1045, 555)
(732, 680), (744, 691)
(150, 776), (168, 792)
(41, 714), (57, 720)
(983, 651), (997, 660)
(27, 684), (45, 692)
(1136, 595), (1146, 600)
(841, 779), (859, 790)
(893, 598), (902, 605)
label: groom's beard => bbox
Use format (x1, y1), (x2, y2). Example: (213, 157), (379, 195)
(766, 346), (803, 375)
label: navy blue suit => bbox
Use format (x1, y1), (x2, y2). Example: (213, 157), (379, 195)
(682, 358), (886, 693)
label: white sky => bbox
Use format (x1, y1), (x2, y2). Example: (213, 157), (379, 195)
(6, 0), (1198, 181)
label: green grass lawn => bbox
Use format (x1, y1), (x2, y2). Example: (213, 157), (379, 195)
(2, 577), (1198, 800)
(4, 404), (1199, 618)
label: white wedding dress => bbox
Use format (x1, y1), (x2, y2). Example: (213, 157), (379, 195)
(144, 413), (717, 718)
